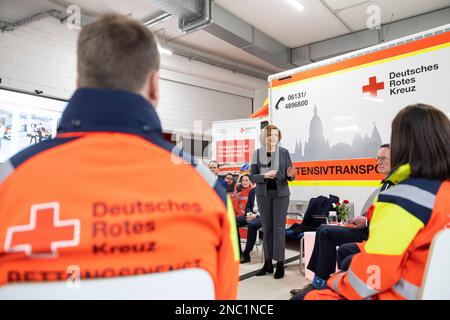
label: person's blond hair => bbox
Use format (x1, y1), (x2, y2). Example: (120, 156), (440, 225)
(260, 125), (282, 144)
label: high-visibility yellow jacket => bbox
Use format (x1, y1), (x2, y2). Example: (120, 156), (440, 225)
(328, 164), (450, 300)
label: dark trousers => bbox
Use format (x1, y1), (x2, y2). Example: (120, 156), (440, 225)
(337, 242), (360, 271)
(285, 229), (304, 240)
(257, 191), (290, 261)
(236, 215), (262, 253)
(307, 225), (368, 280)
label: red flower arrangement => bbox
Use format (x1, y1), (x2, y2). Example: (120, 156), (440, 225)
(332, 200), (350, 222)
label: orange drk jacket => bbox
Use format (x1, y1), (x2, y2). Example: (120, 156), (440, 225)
(0, 88), (240, 299)
(230, 186), (252, 217)
(307, 164), (450, 300)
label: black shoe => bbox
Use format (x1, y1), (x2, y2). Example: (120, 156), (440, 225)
(290, 288), (301, 295)
(240, 253), (251, 264)
(274, 261), (285, 279)
(291, 283), (315, 300)
(255, 260), (274, 276)
(290, 283), (314, 295)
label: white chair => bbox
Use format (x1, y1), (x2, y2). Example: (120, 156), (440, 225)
(420, 229), (450, 300)
(0, 268), (215, 300)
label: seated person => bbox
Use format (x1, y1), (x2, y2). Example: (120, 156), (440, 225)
(304, 104), (450, 300)
(224, 173), (236, 193)
(230, 174), (253, 217)
(336, 242), (358, 272)
(0, 15), (239, 300)
(236, 186), (262, 264)
(290, 144), (391, 297)
(224, 163), (250, 194)
(208, 160), (227, 189)
(285, 228), (304, 240)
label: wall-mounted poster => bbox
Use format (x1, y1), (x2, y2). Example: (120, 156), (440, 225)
(211, 118), (262, 173)
(0, 88), (66, 163)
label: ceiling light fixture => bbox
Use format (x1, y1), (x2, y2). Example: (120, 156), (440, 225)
(286, 0), (305, 12)
(158, 45), (172, 55)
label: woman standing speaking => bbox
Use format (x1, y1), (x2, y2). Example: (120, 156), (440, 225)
(250, 125), (296, 279)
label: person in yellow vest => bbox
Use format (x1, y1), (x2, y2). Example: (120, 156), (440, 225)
(305, 103), (450, 300)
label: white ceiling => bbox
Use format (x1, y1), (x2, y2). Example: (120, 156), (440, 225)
(1, 0), (449, 76)
(216, 0), (349, 48)
(216, 0), (450, 47)
(155, 0), (450, 74)
(327, 0), (450, 32)
(0, 0), (163, 22)
(48, 0), (162, 20)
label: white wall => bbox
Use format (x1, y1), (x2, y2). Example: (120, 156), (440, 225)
(158, 78), (253, 133)
(0, 17), (268, 132)
(0, 18), (78, 98)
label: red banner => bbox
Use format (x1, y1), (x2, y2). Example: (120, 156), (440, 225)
(216, 139), (255, 164)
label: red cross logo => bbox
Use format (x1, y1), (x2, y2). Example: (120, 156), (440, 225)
(4, 202), (80, 258)
(362, 76), (384, 97)
(239, 128), (245, 134)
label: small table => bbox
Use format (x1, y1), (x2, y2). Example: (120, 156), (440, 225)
(299, 226), (345, 281)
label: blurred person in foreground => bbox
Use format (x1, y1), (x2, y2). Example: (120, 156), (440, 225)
(0, 15), (239, 299)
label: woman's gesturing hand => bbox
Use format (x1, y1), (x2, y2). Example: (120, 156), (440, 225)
(287, 167), (296, 178)
(264, 170), (277, 179)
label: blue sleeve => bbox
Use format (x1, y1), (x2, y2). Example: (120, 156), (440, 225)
(245, 188), (255, 214)
(218, 176), (227, 189)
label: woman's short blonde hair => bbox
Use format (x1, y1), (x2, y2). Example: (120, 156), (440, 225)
(260, 124), (282, 144)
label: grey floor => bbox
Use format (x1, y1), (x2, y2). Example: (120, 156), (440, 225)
(237, 239), (311, 300)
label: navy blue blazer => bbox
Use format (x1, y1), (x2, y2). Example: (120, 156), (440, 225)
(244, 188), (256, 215)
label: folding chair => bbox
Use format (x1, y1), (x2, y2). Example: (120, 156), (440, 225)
(239, 226), (264, 263)
(257, 228), (264, 263)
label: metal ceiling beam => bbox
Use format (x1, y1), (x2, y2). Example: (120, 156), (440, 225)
(205, 3), (293, 69)
(145, 0), (203, 21)
(0, 9), (70, 32)
(146, 0), (294, 69)
(162, 41), (273, 80)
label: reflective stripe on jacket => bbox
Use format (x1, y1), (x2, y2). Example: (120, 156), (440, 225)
(328, 164), (450, 300)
